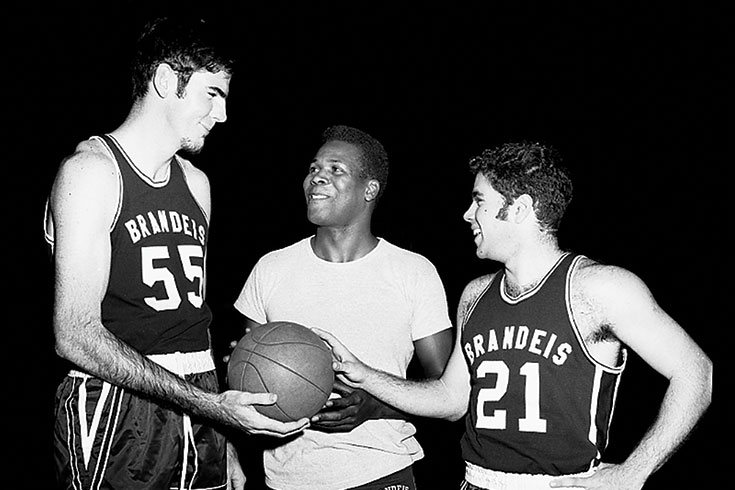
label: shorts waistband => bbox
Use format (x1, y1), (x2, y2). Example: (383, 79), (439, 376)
(465, 462), (594, 490)
(68, 349), (215, 378)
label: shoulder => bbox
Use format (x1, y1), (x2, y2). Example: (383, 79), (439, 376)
(48, 138), (120, 235)
(176, 155), (210, 188)
(459, 273), (497, 305)
(570, 256), (658, 336)
(379, 239), (440, 272)
(256, 238), (311, 269)
(457, 273), (498, 326)
(572, 257), (652, 302)
(176, 155), (211, 215)
(51, 138), (118, 204)
(57, 138), (117, 180)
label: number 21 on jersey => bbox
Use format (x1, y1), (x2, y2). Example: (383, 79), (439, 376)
(476, 360), (547, 433)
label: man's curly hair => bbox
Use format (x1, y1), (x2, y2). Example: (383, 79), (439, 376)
(468, 142), (573, 235)
(131, 16), (236, 101)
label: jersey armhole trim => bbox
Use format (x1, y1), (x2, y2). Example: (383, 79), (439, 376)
(461, 277), (496, 333)
(93, 135), (124, 233)
(176, 156), (210, 225)
(566, 255), (627, 373)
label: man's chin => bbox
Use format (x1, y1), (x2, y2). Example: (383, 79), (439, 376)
(179, 137), (205, 156)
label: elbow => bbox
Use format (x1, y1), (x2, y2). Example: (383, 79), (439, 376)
(54, 334), (77, 364)
(676, 351), (714, 413)
(53, 321), (86, 366)
(446, 411), (465, 423)
(701, 355), (713, 407)
(438, 381), (469, 422)
(445, 399), (469, 422)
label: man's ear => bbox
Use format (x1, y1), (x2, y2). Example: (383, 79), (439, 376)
(365, 180), (381, 202)
(152, 63), (178, 98)
(512, 194), (534, 223)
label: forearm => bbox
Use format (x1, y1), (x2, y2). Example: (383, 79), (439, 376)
(56, 319), (231, 426)
(369, 362), (449, 421)
(369, 396), (409, 420)
(362, 368), (465, 421)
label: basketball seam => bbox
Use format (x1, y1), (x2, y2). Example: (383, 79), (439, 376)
(251, 339), (330, 352)
(246, 349), (332, 396)
(256, 323), (330, 352)
(246, 363), (290, 420)
(232, 323), (333, 421)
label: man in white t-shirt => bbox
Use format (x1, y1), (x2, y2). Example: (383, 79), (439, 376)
(234, 125), (453, 490)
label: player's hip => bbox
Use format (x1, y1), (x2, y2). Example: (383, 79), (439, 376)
(53, 353), (225, 489)
(462, 461), (595, 490)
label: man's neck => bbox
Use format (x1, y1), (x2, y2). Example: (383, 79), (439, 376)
(111, 109), (179, 181)
(502, 244), (565, 298)
(311, 226), (379, 263)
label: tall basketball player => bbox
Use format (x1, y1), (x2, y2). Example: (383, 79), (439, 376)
(45, 16), (307, 490)
(315, 142), (712, 490)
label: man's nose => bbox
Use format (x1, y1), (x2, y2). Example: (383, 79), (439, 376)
(463, 202), (476, 223)
(212, 98), (227, 123)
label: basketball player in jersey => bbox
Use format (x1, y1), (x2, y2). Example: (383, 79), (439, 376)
(45, 17), (308, 490)
(315, 142), (712, 490)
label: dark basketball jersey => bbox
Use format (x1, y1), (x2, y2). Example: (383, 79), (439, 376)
(460, 253), (625, 475)
(98, 134), (212, 355)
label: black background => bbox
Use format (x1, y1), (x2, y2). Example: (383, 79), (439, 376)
(9, 2), (725, 489)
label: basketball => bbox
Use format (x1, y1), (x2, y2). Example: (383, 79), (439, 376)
(227, 321), (335, 422)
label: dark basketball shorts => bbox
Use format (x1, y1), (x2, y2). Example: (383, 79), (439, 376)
(54, 357), (226, 490)
(347, 466), (417, 490)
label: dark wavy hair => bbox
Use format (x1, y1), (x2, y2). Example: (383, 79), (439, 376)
(468, 141), (573, 235)
(130, 16), (236, 101)
(321, 125), (390, 203)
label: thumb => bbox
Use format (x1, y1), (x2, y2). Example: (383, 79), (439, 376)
(236, 390), (277, 406)
(333, 359), (360, 379)
(332, 359), (349, 373)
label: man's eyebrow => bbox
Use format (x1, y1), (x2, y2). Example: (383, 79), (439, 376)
(210, 86), (228, 98)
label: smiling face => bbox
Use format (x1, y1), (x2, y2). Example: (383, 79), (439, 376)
(463, 172), (515, 260)
(171, 69), (230, 154)
(303, 140), (373, 228)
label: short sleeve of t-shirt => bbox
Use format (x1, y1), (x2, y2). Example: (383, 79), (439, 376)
(234, 255), (270, 324)
(405, 255), (453, 341)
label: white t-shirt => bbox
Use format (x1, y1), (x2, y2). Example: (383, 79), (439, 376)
(234, 237), (452, 490)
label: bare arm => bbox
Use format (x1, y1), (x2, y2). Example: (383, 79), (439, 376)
(50, 146), (307, 436)
(552, 265), (713, 489)
(413, 328), (454, 378)
(315, 327), (469, 421)
(317, 327), (455, 427)
(314, 275), (493, 421)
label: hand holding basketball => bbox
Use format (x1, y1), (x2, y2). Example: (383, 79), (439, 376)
(310, 380), (382, 432)
(228, 322), (335, 422)
(311, 327), (370, 387)
(218, 389), (309, 437)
